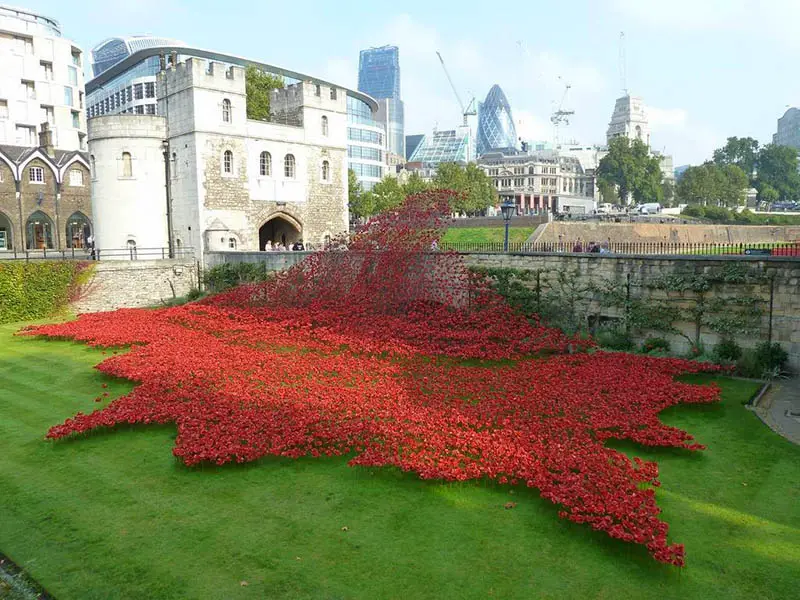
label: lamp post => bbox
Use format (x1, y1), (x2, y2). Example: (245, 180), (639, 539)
(500, 196), (516, 252)
(161, 140), (175, 258)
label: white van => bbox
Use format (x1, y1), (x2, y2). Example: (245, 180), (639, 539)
(638, 203), (662, 215)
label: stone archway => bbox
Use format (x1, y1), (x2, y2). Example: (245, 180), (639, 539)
(0, 211), (13, 251)
(65, 211), (92, 249)
(259, 214), (302, 251)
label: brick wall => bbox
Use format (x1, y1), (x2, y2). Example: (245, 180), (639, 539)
(71, 259), (198, 313)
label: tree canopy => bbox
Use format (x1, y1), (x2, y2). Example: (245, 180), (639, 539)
(245, 66), (284, 121)
(712, 137), (760, 182)
(754, 144), (800, 202)
(596, 137), (664, 205)
(675, 163), (748, 207)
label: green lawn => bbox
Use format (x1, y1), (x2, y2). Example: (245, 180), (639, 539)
(441, 227), (534, 244)
(0, 322), (798, 599)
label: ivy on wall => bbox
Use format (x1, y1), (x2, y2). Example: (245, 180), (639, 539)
(0, 262), (94, 324)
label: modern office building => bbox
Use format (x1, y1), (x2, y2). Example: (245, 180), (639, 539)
(357, 45), (404, 161)
(407, 127), (471, 170)
(86, 43), (385, 191)
(476, 85), (517, 157)
(478, 150), (597, 215)
(0, 4), (86, 150)
(89, 56), (359, 255)
(90, 36), (184, 77)
(405, 134), (424, 161)
(773, 107), (800, 151)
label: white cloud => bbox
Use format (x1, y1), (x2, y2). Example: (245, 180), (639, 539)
(515, 110), (550, 142)
(646, 105), (722, 164)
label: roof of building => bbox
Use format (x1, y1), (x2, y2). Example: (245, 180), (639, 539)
(0, 144), (88, 166)
(86, 45), (379, 111)
(0, 4), (60, 35)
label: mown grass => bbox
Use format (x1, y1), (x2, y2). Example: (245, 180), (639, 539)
(441, 227), (534, 244)
(0, 322), (798, 599)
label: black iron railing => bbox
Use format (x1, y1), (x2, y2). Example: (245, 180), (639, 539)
(0, 247), (195, 261)
(437, 241), (800, 257)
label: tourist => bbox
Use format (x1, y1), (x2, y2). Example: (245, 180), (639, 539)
(589, 241), (601, 254)
(599, 242), (611, 254)
(572, 239), (583, 253)
(264, 241), (273, 252)
(292, 240), (305, 251)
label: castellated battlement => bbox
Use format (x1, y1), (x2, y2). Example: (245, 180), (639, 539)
(158, 57), (246, 95)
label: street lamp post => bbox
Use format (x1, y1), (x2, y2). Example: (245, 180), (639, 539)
(161, 140), (175, 258)
(500, 196), (516, 252)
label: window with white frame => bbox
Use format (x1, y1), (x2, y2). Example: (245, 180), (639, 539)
(40, 61), (53, 80)
(284, 154), (295, 178)
(321, 115), (329, 136)
(90, 155), (96, 179)
(315, 84), (321, 97)
(223, 150), (233, 174)
(259, 151), (271, 176)
(222, 99), (231, 123)
(29, 166), (44, 183)
(228, 238), (237, 249)
(321, 160), (330, 182)
(0, 100), (7, 119)
(330, 87), (337, 100)
(69, 169), (83, 186)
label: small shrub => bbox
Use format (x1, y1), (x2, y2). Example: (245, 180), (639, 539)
(186, 288), (206, 302)
(204, 263), (273, 293)
(642, 336), (671, 354)
(594, 328), (634, 351)
(714, 338), (742, 362)
(754, 342), (788, 374)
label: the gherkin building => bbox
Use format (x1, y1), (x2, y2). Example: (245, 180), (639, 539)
(476, 85), (518, 157)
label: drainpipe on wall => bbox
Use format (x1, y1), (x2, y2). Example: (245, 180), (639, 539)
(15, 181), (23, 251)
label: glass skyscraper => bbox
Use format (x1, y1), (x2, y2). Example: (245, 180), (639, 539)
(358, 46), (404, 160)
(476, 85), (517, 157)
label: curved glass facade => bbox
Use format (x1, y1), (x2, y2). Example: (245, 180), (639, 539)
(476, 85), (517, 157)
(346, 96), (385, 190)
(91, 36), (184, 77)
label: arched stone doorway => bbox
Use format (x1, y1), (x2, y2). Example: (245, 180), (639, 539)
(0, 211), (12, 251)
(26, 211), (54, 250)
(65, 212), (92, 249)
(259, 214), (301, 251)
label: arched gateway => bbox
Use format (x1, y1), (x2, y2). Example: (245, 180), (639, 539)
(259, 214), (301, 250)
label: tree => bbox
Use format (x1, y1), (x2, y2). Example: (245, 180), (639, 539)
(713, 137), (759, 183)
(597, 179), (616, 204)
(402, 172), (430, 196)
(245, 65), (284, 121)
(347, 169), (371, 220)
(661, 180), (675, 206)
(597, 137), (663, 205)
(755, 144), (800, 202)
(433, 163), (496, 215)
(364, 176), (405, 215)
(675, 163), (748, 207)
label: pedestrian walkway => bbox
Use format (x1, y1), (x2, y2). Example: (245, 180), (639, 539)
(755, 377), (800, 445)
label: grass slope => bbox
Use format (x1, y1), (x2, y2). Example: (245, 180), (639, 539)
(441, 227), (534, 244)
(0, 322), (798, 599)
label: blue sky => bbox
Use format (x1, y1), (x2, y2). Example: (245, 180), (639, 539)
(22, 0), (800, 165)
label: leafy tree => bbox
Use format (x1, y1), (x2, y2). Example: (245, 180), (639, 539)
(433, 162), (496, 215)
(661, 180), (675, 206)
(713, 137), (759, 182)
(245, 65), (284, 121)
(597, 137), (663, 205)
(675, 163), (748, 207)
(597, 179), (616, 204)
(755, 144), (800, 202)
(402, 172), (430, 196)
(759, 184), (779, 206)
(347, 169), (370, 220)
(364, 176), (405, 215)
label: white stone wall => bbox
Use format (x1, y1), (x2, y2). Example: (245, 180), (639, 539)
(88, 115), (169, 250)
(0, 11), (86, 150)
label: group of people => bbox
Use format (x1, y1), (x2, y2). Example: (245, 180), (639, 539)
(263, 240), (305, 252)
(572, 239), (611, 254)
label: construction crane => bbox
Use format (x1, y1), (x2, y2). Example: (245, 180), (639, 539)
(550, 77), (574, 147)
(436, 51), (477, 127)
(619, 31), (628, 95)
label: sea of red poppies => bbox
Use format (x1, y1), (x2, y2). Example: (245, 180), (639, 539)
(23, 191), (724, 566)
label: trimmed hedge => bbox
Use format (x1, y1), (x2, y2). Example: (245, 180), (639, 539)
(0, 262), (93, 324)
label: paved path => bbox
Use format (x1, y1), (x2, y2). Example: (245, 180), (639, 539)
(755, 377), (800, 445)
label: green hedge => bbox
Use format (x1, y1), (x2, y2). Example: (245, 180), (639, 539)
(203, 262), (274, 294)
(0, 262), (93, 324)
